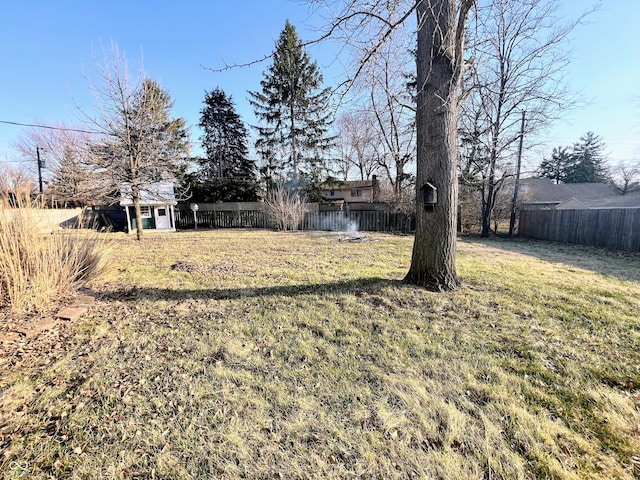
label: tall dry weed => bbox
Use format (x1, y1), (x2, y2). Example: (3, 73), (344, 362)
(0, 189), (112, 317)
(264, 184), (308, 231)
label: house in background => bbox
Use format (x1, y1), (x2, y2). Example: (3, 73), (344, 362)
(519, 178), (640, 210)
(322, 176), (380, 204)
(120, 183), (177, 233)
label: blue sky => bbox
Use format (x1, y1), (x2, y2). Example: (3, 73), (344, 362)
(1, 1), (638, 179)
(549, 1), (640, 164)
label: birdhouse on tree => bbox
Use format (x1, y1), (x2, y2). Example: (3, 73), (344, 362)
(421, 182), (437, 211)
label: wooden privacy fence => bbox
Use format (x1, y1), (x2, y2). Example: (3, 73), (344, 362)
(176, 209), (267, 229)
(175, 208), (415, 233)
(519, 208), (640, 252)
(302, 210), (414, 233)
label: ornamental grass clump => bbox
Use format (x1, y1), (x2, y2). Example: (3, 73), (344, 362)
(0, 189), (112, 316)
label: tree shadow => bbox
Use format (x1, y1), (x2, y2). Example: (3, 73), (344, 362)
(99, 277), (408, 303)
(469, 236), (640, 283)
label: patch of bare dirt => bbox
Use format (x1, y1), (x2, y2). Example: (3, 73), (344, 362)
(171, 260), (239, 275)
(0, 293), (96, 371)
(338, 235), (377, 243)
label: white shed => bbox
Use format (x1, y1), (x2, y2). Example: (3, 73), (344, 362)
(120, 183), (177, 233)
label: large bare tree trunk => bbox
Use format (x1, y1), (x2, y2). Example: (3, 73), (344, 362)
(405, 0), (472, 291)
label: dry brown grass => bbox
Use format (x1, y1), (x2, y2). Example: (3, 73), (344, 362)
(0, 192), (113, 317)
(0, 230), (638, 479)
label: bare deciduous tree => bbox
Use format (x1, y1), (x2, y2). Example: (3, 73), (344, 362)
(405, 0), (473, 289)
(0, 164), (35, 203)
(310, 0), (474, 290)
(81, 46), (189, 240)
(462, 0), (588, 237)
(364, 41), (415, 202)
(334, 110), (379, 181)
(336, 9), (417, 200)
(13, 124), (102, 206)
(612, 162), (640, 195)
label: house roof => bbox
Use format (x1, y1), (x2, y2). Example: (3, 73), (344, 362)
(322, 179), (375, 190)
(562, 183), (619, 201)
(119, 183), (177, 206)
(557, 192), (640, 209)
(555, 198), (590, 210)
(519, 178), (571, 203)
(594, 192), (640, 208)
(520, 178), (640, 209)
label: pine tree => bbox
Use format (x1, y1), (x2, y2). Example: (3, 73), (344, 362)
(51, 142), (93, 205)
(249, 20), (333, 190)
(565, 132), (609, 183)
(194, 87), (257, 201)
(538, 146), (573, 184)
(132, 79), (190, 182)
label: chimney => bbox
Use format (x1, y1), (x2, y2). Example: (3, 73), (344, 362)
(372, 175), (379, 202)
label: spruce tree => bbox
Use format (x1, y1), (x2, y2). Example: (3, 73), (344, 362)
(538, 146), (573, 184)
(565, 132), (609, 183)
(195, 87), (257, 201)
(125, 79), (190, 183)
(249, 20), (333, 191)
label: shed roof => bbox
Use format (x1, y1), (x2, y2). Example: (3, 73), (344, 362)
(119, 183), (177, 206)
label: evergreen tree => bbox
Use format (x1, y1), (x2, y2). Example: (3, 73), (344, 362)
(51, 141), (94, 205)
(132, 79), (190, 182)
(538, 146), (573, 184)
(194, 87), (257, 202)
(564, 132), (609, 183)
(249, 20), (334, 191)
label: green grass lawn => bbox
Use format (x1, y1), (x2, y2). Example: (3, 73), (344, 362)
(1, 230), (639, 479)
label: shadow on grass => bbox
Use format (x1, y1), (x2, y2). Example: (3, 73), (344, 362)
(100, 277), (409, 302)
(467, 235), (640, 283)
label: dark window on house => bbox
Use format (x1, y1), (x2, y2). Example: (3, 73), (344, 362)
(351, 189), (362, 197)
(330, 189), (335, 196)
(158, 208), (167, 216)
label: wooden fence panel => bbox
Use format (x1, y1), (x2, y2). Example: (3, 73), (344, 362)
(176, 209), (268, 229)
(177, 208), (415, 233)
(519, 208), (640, 252)
(305, 210), (413, 233)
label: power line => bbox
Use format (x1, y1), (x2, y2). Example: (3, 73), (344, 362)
(0, 120), (100, 135)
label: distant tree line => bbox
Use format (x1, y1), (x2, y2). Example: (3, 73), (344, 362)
(7, 3), (638, 251)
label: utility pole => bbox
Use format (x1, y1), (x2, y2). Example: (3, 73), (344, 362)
(509, 111), (526, 236)
(36, 146), (45, 195)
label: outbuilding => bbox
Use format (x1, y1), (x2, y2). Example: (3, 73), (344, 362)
(120, 183), (177, 233)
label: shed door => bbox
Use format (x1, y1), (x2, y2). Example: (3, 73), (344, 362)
(129, 206), (156, 230)
(155, 206), (171, 229)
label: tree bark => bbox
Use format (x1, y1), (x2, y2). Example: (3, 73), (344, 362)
(131, 181), (144, 241)
(290, 101), (298, 178)
(481, 173), (495, 237)
(405, 0), (471, 291)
